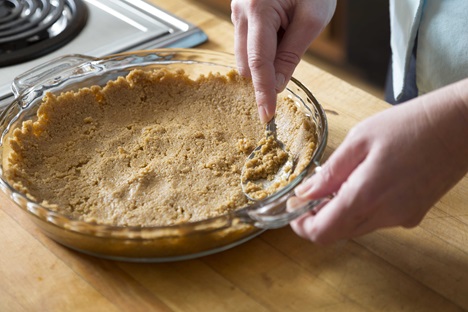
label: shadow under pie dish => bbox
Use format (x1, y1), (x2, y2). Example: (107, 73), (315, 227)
(0, 49), (327, 262)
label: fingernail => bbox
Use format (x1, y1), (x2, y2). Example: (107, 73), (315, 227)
(295, 176), (317, 197)
(295, 183), (307, 196)
(258, 106), (269, 124)
(275, 72), (285, 92)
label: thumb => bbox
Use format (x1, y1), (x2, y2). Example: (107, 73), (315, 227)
(295, 139), (368, 199)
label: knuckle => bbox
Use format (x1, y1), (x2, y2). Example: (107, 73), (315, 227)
(230, 0), (239, 9)
(246, 0), (261, 12)
(248, 53), (268, 71)
(230, 12), (237, 24)
(320, 167), (334, 185)
(345, 126), (369, 153)
(346, 126), (362, 142)
(275, 51), (301, 68)
(231, 0), (254, 22)
(347, 122), (369, 140)
(351, 212), (370, 229)
(402, 214), (424, 228)
(230, 1), (242, 22)
(319, 163), (338, 186)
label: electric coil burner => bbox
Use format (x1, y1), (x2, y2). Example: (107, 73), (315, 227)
(0, 0), (208, 108)
(0, 0), (88, 66)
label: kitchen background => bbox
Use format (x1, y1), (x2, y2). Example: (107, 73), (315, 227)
(192, 0), (391, 100)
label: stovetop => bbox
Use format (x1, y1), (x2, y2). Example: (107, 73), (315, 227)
(0, 0), (208, 107)
(0, 0), (88, 66)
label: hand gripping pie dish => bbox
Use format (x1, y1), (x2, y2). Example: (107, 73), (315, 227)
(0, 49), (327, 262)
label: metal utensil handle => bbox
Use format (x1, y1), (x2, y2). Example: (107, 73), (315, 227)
(12, 54), (97, 97)
(266, 116), (277, 133)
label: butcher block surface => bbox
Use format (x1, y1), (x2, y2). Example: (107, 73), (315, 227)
(1, 0), (467, 311)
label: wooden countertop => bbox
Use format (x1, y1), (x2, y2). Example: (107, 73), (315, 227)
(1, 0), (467, 311)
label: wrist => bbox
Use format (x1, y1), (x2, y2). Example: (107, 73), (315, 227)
(419, 79), (468, 173)
(453, 78), (468, 124)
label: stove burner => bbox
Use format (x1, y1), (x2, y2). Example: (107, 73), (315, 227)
(0, 0), (87, 66)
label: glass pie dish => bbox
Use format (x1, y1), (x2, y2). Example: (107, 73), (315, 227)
(0, 49), (327, 262)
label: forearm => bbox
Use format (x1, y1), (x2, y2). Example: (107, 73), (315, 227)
(290, 78), (468, 244)
(418, 78), (468, 174)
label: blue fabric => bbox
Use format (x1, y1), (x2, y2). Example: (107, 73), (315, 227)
(416, 0), (468, 94)
(385, 48), (418, 105)
(389, 0), (468, 102)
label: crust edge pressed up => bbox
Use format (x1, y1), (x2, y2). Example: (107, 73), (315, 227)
(5, 68), (317, 227)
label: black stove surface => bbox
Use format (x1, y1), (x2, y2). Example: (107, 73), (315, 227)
(0, 0), (88, 66)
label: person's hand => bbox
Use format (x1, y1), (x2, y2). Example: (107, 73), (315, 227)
(231, 0), (336, 123)
(289, 79), (468, 245)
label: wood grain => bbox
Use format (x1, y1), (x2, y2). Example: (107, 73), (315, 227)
(0, 0), (467, 311)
